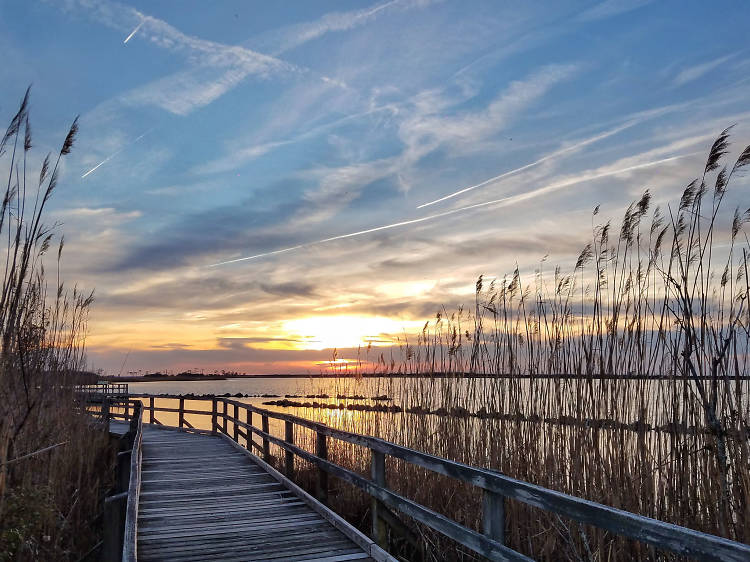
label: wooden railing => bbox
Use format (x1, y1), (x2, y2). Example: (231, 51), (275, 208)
(119, 394), (750, 562)
(122, 402), (142, 562)
(99, 399), (141, 562)
(75, 383), (129, 404)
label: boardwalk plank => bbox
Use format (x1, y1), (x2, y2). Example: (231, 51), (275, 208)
(139, 499), (305, 515)
(135, 425), (381, 562)
(137, 526), (346, 553)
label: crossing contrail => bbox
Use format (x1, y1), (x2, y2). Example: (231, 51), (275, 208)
(123, 21), (144, 44)
(81, 129), (153, 178)
(210, 152), (696, 267)
(417, 120), (639, 209)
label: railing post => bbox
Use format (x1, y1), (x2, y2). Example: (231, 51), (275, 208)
(482, 490), (505, 545)
(222, 400), (228, 434)
(102, 396), (110, 422)
(233, 404), (239, 442)
(116, 450), (131, 493)
(316, 431), (328, 505)
(149, 396), (155, 424)
(211, 398), (217, 435)
(129, 402), (140, 435)
(124, 398), (130, 421)
(246, 409), (252, 450)
(103, 492), (127, 562)
(262, 414), (270, 463)
(178, 397), (185, 428)
(284, 420), (294, 477)
(371, 449), (387, 548)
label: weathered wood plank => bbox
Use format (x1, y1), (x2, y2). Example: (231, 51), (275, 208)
(137, 526), (347, 552)
(139, 512), (324, 536)
(138, 516), (327, 542)
(133, 418), (384, 562)
(139, 535), (359, 561)
(138, 490), (295, 508)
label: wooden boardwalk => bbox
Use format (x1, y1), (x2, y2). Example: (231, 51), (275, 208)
(111, 421), (386, 562)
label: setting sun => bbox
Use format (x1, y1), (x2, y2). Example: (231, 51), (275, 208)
(282, 315), (421, 350)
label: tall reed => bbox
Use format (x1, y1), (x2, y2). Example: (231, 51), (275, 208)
(0, 89), (111, 560)
(266, 128), (750, 560)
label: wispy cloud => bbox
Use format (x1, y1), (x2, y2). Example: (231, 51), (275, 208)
(398, 63), (579, 165)
(242, 63), (579, 230)
(211, 151), (697, 267)
(251, 0), (436, 55)
(673, 53), (737, 87)
(416, 119), (638, 208)
(578, 0), (655, 21)
(57, 0), (297, 115)
(193, 105), (396, 175)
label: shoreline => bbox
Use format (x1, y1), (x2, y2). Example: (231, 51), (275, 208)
(104, 373), (750, 382)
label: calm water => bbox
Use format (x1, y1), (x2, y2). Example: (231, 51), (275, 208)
(125, 375), (749, 437)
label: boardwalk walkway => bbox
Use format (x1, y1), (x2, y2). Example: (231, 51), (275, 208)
(111, 421), (385, 562)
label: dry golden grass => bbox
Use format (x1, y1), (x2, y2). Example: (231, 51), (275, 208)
(263, 128), (750, 560)
(0, 89), (113, 561)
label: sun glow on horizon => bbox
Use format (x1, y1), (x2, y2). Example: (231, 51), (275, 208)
(282, 315), (422, 351)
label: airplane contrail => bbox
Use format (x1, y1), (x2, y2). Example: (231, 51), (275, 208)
(123, 21), (144, 44)
(210, 152), (697, 267)
(81, 129), (153, 179)
(416, 120), (639, 209)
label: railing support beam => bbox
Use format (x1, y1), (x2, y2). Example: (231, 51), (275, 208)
(116, 450), (132, 494)
(222, 400), (228, 434)
(482, 490), (505, 545)
(178, 397), (185, 428)
(284, 420), (294, 477)
(316, 431), (329, 505)
(262, 414), (270, 463)
(211, 398), (217, 435)
(371, 449), (387, 548)
(246, 409), (253, 450)
(102, 397), (110, 422)
(103, 491), (127, 562)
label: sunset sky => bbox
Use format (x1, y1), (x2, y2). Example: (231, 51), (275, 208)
(2, 0), (749, 374)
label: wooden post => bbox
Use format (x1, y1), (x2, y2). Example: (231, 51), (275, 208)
(211, 398), (217, 435)
(233, 404), (239, 442)
(116, 450), (131, 493)
(246, 409), (252, 450)
(124, 399), (130, 421)
(371, 449), (387, 548)
(129, 402), (140, 435)
(482, 490), (505, 545)
(149, 396), (155, 424)
(102, 397), (110, 422)
(284, 420), (294, 477)
(316, 431), (328, 505)
(178, 397), (185, 428)
(103, 492), (127, 562)
(222, 400), (228, 434)
(262, 414), (270, 462)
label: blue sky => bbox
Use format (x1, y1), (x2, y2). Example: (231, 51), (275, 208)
(2, 0), (749, 374)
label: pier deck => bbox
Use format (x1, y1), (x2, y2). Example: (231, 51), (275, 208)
(111, 421), (383, 562)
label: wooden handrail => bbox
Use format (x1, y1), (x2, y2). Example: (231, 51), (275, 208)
(122, 401), (142, 562)
(125, 394), (750, 562)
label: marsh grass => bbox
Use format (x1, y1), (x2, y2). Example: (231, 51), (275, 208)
(263, 128), (750, 560)
(0, 90), (112, 560)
